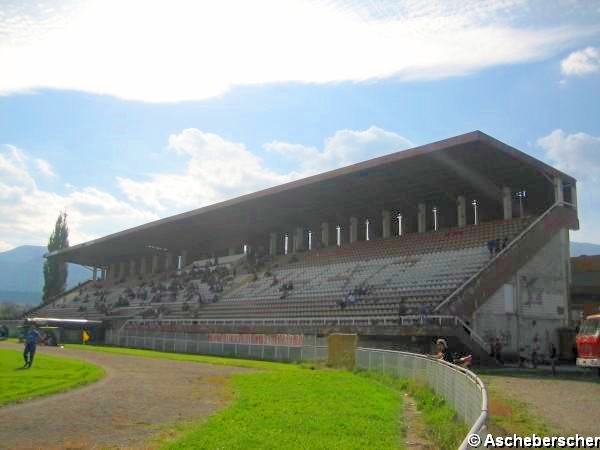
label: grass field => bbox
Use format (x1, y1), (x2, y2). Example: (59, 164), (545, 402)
(65, 344), (468, 449)
(359, 371), (468, 449)
(161, 369), (403, 449)
(65, 345), (405, 449)
(0, 348), (105, 406)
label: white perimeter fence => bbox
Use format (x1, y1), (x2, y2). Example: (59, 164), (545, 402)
(357, 347), (487, 450)
(105, 328), (487, 449)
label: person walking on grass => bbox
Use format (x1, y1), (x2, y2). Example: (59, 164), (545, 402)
(23, 324), (41, 369)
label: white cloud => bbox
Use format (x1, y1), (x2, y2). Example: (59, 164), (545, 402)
(0, 0), (595, 102)
(0, 144), (157, 248)
(561, 46), (600, 76)
(118, 127), (414, 214)
(0, 240), (15, 252)
(117, 129), (290, 212)
(537, 129), (600, 182)
(538, 129), (600, 244)
(35, 158), (56, 177)
(2, 126), (412, 249)
(265, 126), (413, 174)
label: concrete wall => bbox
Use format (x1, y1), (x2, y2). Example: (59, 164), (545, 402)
(473, 229), (570, 359)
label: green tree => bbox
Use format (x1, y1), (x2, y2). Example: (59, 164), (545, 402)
(43, 211), (69, 303)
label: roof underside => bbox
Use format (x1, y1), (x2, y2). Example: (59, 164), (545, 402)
(51, 131), (576, 266)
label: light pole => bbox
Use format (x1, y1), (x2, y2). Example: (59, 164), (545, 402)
(515, 189), (527, 218)
(397, 213), (403, 236)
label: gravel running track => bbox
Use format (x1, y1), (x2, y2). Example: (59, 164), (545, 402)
(0, 343), (249, 450)
(485, 375), (600, 438)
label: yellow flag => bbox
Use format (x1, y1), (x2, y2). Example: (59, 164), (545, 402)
(82, 330), (91, 343)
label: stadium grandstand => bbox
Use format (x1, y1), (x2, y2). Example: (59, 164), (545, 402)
(29, 130), (579, 363)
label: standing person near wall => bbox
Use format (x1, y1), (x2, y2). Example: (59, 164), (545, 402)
(494, 338), (504, 365)
(549, 343), (558, 375)
(531, 339), (540, 369)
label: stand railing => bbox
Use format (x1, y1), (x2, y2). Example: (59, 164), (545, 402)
(122, 314), (484, 330)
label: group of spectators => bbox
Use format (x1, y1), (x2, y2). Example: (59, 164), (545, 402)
(338, 285), (371, 309)
(487, 236), (509, 257)
(279, 281), (294, 299)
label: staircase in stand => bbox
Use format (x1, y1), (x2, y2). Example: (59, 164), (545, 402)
(434, 203), (578, 357)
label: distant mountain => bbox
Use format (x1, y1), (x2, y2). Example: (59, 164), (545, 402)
(571, 242), (600, 257)
(0, 290), (41, 305)
(0, 245), (89, 305)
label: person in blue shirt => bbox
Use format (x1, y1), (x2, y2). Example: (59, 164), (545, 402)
(23, 324), (41, 369)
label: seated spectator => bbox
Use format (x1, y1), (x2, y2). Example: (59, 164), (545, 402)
(486, 239), (497, 257)
(347, 292), (356, 305)
(501, 236), (508, 250)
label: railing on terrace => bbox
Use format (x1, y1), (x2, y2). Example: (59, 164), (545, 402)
(356, 347), (487, 450)
(122, 314), (478, 329)
(120, 314), (490, 355)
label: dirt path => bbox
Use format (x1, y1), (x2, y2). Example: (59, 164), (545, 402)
(0, 343), (248, 450)
(485, 375), (600, 437)
(402, 393), (435, 449)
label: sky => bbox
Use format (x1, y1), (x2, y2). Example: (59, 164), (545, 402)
(0, 0), (600, 252)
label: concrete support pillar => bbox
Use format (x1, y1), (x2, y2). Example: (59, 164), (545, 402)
(382, 210), (391, 239)
(293, 227), (304, 252)
(151, 254), (159, 273)
(139, 257), (147, 276)
(502, 186), (512, 220)
(109, 263), (116, 280)
(164, 252), (174, 272)
(457, 196), (467, 228)
(321, 222), (330, 247)
(92, 267), (97, 281)
(269, 232), (278, 256)
(119, 261), (126, 279)
(554, 176), (564, 204)
(570, 184), (578, 209)
(129, 259), (136, 277)
(417, 202), (426, 233)
(349, 217), (358, 243)
(180, 250), (188, 269)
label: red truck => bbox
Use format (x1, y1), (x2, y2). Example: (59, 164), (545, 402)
(576, 313), (600, 374)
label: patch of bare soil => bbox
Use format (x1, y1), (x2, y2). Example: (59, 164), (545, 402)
(403, 393), (435, 450)
(487, 376), (600, 437)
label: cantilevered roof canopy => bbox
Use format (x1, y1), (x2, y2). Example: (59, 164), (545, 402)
(49, 131), (576, 266)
